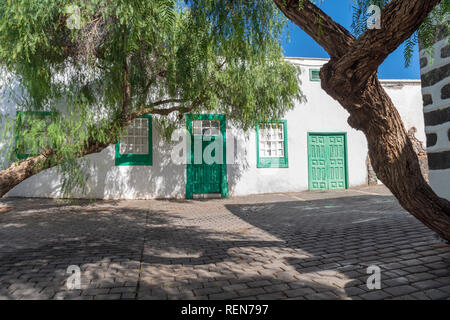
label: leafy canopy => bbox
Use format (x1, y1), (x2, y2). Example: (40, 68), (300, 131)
(0, 0), (303, 196)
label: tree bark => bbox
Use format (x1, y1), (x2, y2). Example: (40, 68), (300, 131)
(274, 0), (450, 241)
(0, 140), (110, 198)
(323, 71), (450, 241)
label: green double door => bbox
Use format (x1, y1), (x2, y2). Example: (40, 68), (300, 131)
(186, 115), (228, 199)
(308, 133), (348, 190)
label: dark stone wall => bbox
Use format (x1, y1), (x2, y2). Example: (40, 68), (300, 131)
(420, 63), (450, 88)
(420, 22), (450, 173)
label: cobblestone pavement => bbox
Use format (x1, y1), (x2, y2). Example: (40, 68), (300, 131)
(0, 186), (449, 300)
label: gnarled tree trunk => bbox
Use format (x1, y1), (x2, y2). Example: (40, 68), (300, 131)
(323, 71), (450, 241)
(0, 140), (111, 198)
(274, 0), (450, 241)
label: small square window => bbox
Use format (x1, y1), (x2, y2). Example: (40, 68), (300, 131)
(310, 69), (321, 82)
(193, 119), (221, 136)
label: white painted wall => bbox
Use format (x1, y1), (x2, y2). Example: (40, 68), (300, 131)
(1, 58), (426, 199)
(0, 76), (18, 169)
(381, 80), (427, 144)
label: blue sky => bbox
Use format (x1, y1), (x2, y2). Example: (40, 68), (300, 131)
(281, 0), (421, 79)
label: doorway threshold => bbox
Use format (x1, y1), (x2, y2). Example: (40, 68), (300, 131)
(193, 193), (222, 199)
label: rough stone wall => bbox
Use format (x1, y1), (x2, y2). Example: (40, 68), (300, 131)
(420, 23), (450, 200)
(366, 155), (378, 186)
(407, 127), (429, 182)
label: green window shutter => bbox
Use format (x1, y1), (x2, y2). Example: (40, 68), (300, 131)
(309, 69), (321, 82)
(256, 120), (288, 168)
(15, 111), (54, 160)
(115, 114), (153, 166)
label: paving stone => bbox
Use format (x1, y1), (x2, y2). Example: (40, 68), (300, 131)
(345, 286), (366, 297)
(405, 272), (436, 282)
(81, 288), (110, 296)
(209, 292), (241, 300)
(236, 287), (266, 297)
(305, 292), (339, 300)
(437, 285), (450, 293)
(359, 290), (392, 300)
(246, 280), (272, 288)
(223, 284), (248, 291)
(384, 277), (410, 287)
(121, 293), (137, 299)
(94, 294), (121, 300)
(411, 280), (443, 290)
(384, 285), (418, 296)
(110, 287), (137, 294)
(193, 287), (223, 297)
(0, 187), (449, 300)
(262, 283), (290, 293)
(401, 259), (423, 267)
(403, 265), (429, 273)
(257, 292), (287, 300)
(284, 287), (316, 298)
(423, 289), (449, 300)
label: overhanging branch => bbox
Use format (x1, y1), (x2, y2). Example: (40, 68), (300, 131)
(273, 0), (354, 58)
(275, 0), (442, 93)
(332, 0), (442, 91)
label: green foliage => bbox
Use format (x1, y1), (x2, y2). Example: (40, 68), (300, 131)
(351, 0), (389, 37)
(0, 0), (302, 197)
(351, 0), (449, 67)
(417, 1), (449, 65)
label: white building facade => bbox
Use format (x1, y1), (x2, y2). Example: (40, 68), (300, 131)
(1, 58), (426, 199)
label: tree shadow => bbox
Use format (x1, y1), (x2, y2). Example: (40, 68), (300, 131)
(224, 193), (450, 300)
(0, 193), (449, 300)
(0, 197), (338, 300)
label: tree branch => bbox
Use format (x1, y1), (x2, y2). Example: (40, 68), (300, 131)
(273, 0), (354, 58)
(132, 98), (202, 118)
(332, 0), (442, 92)
(275, 0), (442, 94)
(0, 97), (202, 198)
(122, 58), (131, 122)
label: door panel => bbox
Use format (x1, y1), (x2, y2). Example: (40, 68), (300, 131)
(192, 137), (222, 194)
(186, 115), (228, 198)
(327, 135), (346, 190)
(309, 135), (327, 190)
(308, 133), (347, 190)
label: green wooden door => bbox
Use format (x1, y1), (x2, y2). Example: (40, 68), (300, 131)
(186, 115), (228, 199)
(308, 134), (327, 190)
(191, 136), (222, 194)
(308, 133), (348, 190)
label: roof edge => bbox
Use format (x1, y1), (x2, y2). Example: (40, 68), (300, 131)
(284, 57), (421, 83)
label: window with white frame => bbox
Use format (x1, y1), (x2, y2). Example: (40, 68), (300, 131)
(120, 118), (149, 154)
(257, 120), (288, 168)
(258, 122), (285, 157)
(115, 115), (152, 166)
(193, 120), (220, 136)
